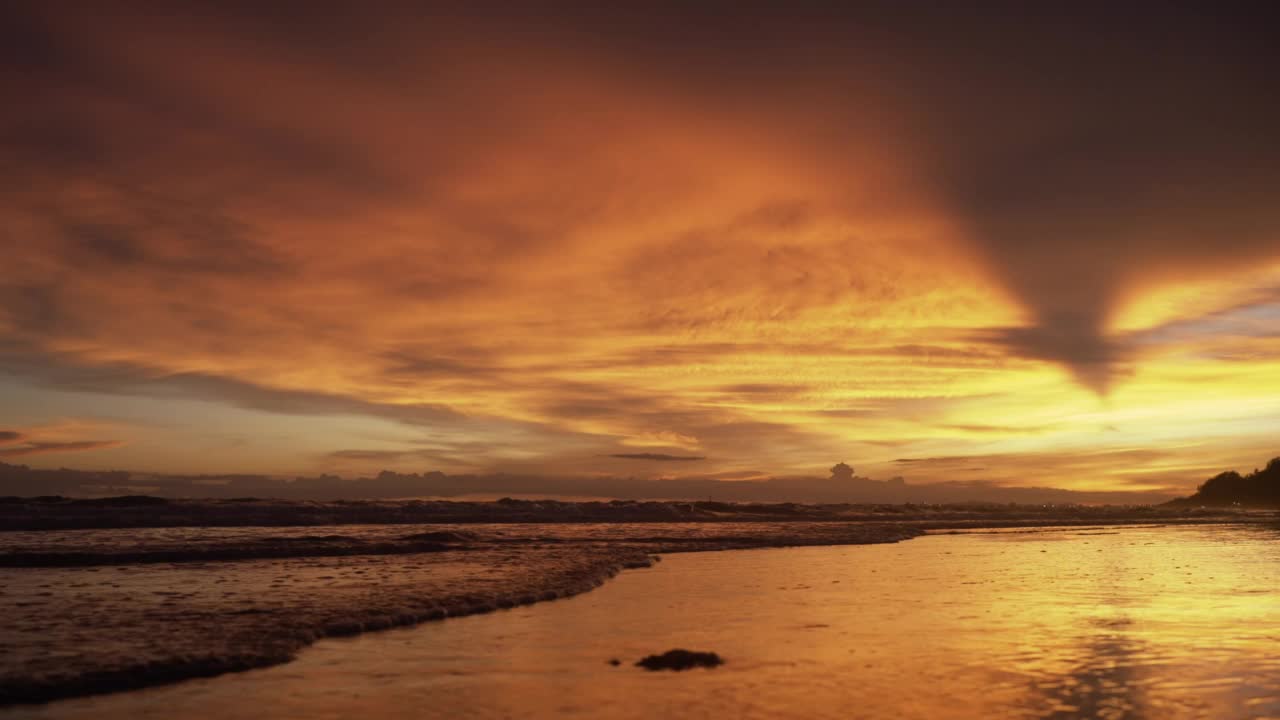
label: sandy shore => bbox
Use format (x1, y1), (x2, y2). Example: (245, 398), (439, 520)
(0, 500), (1269, 706)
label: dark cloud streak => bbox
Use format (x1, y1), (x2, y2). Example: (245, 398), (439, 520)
(0, 345), (463, 426)
(912, 6), (1280, 391)
(0, 440), (121, 458)
(609, 453), (705, 462)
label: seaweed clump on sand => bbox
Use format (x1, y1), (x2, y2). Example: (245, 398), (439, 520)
(636, 649), (724, 671)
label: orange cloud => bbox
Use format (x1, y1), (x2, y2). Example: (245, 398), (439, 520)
(1, 4), (1278, 490)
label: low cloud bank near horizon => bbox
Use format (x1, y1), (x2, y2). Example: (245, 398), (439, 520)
(0, 461), (1192, 506)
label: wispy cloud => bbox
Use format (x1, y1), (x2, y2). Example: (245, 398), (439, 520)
(609, 453), (706, 462)
(0, 439), (122, 458)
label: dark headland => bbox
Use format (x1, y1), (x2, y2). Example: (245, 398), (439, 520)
(1165, 457), (1280, 508)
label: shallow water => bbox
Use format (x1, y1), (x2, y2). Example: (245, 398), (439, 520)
(7, 525), (1279, 719)
(0, 521), (915, 557)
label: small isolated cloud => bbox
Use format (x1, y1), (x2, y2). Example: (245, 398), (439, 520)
(609, 453), (706, 462)
(0, 439), (122, 458)
(0, 431), (23, 444)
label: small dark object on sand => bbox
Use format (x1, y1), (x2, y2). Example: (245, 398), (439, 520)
(635, 649), (724, 671)
(607, 658), (621, 666)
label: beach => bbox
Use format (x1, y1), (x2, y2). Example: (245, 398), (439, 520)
(0, 499), (1265, 708)
(5, 523), (1279, 719)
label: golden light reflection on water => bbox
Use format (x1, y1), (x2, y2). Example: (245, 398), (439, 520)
(7, 525), (1279, 720)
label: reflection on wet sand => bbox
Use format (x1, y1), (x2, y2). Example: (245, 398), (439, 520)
(1039, 630), (1149, 720)
(1038, 539), (1150, 720)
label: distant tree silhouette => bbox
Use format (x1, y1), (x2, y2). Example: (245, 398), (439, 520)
(1181, 457), (1280, 506)
(829, 462), (855, 482)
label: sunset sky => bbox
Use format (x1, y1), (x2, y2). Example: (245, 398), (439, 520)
(2, 3), (1278, 495)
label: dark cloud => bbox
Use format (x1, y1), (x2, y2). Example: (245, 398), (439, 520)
(897, 448), (1176, 467)
(982, 323), (1125, 395)
(0, 431), (23, 444)
(0, 440), (121, 458)
(67, 223), (148, 265)
(609, 453), (705, 462)
(715, 383), (806, 395)
(378, 352), (490, 380)
(910, 7), (1280, 391)
(55, 212), (284, 278)
(0, 286), (83, 336)
(0, 346), (462, 426)
(889, 447), (1196, 489)
(329, 448), (481, 467)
